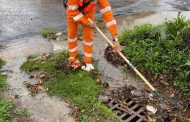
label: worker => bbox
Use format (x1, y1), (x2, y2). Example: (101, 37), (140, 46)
(66, 0), (121, 71)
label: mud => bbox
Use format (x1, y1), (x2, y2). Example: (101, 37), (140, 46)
(104, 46), (126, 67)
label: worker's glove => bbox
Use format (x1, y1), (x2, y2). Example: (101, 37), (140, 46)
(87, 22), (97, 29)
(112, 37), (121, 52)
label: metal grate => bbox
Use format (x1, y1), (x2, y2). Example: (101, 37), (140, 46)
(105, 98), (148, 122)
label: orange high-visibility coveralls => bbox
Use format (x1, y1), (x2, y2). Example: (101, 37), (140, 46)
(67, 0), (118, 64)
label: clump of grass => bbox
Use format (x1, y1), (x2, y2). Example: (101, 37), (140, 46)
(0, 74), (8, 92)
(118, 15), (190, 94)
(0, 58), (8, 92)
(41, 28), (57, 38)
(15, 108), (31, 116)
(80, 115), (95, 122)
(0, 58), (5, 69)
(21, 52), (121, 122)
(0, 100), (13, 122)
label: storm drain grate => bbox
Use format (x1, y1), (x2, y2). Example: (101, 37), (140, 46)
(105, 98), (148, 122)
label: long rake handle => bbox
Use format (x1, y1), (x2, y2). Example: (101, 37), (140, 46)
(88, 18), (158, 93)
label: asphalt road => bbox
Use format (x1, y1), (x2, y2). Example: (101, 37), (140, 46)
(0, 0), (189, 43)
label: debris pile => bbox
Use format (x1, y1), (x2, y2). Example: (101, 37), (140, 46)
(105, 46), (126, 66)
(23, 81), (45, 95)
(104, 85), (190, 121)
(23, 71), (49, 95)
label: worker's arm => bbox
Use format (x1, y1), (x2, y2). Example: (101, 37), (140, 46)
(97, 0), (118, 37)
(97, 0), (121, 52)
(67, 0), (88, 25)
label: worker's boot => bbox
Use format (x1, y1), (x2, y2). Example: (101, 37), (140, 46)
(81, 63), (94, 72)
(69, 57), (81, 70)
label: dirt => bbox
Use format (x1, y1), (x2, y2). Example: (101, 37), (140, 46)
(105, 46), (126, 67)
(103, 85), (189, 121)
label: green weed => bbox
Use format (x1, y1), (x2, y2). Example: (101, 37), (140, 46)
(119, 16), (190, 94)
(0, 58), (8, 92)
(15, 108), (31, 116)
(0, 74), (8, 92)
(0, 100), (13, 122)
(41, 28), (57, 38)
(0, 59), (5, 69)
(80, 115), (95, 122)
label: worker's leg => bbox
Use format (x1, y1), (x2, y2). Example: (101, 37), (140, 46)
(82, 8), (96, 64)
(67, 17), (78, 62)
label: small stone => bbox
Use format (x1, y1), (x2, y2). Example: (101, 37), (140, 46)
(131, 91), (135, 95)
(98, 95), (109, 103)
(170, 94), (175, 98)
(148, 93), (154, 100)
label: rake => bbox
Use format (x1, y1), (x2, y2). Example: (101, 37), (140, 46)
(88, 18), (160, 97)
(88, 18), (186, 110)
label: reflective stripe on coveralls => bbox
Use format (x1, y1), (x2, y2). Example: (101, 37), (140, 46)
(67, 0), (118, 63)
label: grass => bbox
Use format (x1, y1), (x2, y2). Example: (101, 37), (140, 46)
(0, 58), (8, 92)
(0, 99), (13, 122)
(41, 28), (57, 38)
(0, 58), (12, 122)
(118, 15), (190, 94)
(0, 59), (5, 69)
(15, 108), (31, 116)
(0, 58), (8, 91)
(21, 52), (121, 122)
(0, 74), (8, 92)
(0, 58), (30, 122)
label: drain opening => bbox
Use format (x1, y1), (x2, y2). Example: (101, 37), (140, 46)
(134, 105), (141, 112)
(104, 98), (149, 122)
(130, 116), (140, 122)
(122, 114), (131, 120)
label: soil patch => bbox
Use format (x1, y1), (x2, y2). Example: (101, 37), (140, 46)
(105, 46), (126, 67)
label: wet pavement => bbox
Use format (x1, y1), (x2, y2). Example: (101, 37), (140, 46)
(1, 36), (73, 122)
(0, 0), (190, 121)
(0, 0), (66, 42)
(0, 0), (190, 43)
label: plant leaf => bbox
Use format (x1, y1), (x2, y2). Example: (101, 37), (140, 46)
(185, 60), (190, 66)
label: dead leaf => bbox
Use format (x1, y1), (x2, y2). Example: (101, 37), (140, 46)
(64, 114), (69, 118)
(40, 74), (46, 78)
(171, 117), (177, 122)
